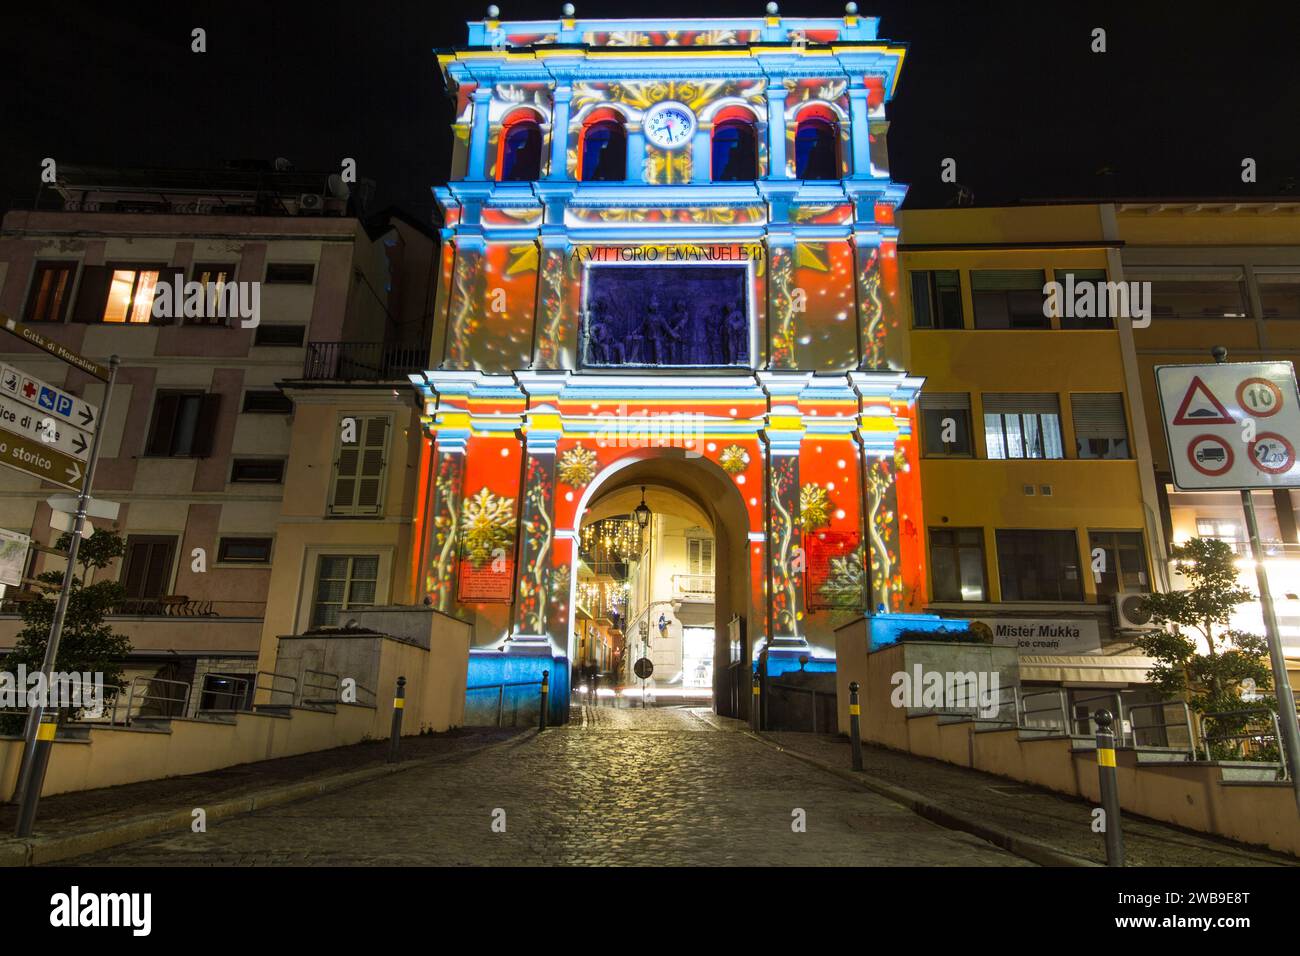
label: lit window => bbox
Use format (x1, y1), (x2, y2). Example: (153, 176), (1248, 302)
(23, 262), (76, 323)
(102, 268), (162, 323)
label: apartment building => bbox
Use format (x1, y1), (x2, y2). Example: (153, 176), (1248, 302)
(898, 204), (1161, 710)
(0, 163), (435, 714)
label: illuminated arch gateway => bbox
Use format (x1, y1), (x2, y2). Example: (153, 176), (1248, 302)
(412, 10), (925, 723)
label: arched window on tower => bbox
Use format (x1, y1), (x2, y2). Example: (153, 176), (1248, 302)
(794, 107), (840, 181)
(497, 110), (543, 182)
(710, 109), (758, 182)
(579, 109), (627, 182)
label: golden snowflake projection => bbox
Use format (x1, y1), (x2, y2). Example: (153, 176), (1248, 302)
(557, 444), (598, 488)
(719, 444), (750, 475)
(460, 488), (516, 566)
(799, 482), (833, 531)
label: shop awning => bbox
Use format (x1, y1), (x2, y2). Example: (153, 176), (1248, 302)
(1018, 654), (1155, 685)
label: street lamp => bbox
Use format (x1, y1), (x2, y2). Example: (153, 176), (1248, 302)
(633, 485), (651, 530)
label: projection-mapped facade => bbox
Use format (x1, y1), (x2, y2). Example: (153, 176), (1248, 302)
(414, 11), (926, 718)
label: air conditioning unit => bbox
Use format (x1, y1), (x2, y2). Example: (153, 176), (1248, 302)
(1113, 591), (1153, 630)
(298, 193), (324, 213)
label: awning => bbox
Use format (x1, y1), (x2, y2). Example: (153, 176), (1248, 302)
(1018, 654), (1155, 685)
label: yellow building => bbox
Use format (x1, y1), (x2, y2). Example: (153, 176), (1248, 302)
(898, 204), (1164, 711)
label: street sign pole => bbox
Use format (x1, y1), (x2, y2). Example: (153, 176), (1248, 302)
(12, 355), (119, 837)
(1239, 487), (1300, 812)
(1209, 348), (1300, 813)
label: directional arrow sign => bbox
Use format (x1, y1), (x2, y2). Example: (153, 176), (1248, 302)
(0, 425), (84, 491)
(0, 313), (111, 382)
(47, 495), (120, 521)
(0, 361), (98, 432)
(0, 394), (91, 461)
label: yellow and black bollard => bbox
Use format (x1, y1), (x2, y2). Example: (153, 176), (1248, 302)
(1094, 708), (1125, 866)
(388, 676), (406, 764)
(539, 670), (549, 731)
(849, 681), (863, 771)
(750, 672), (761, 731)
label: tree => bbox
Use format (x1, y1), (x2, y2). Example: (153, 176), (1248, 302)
(1134, 537), (1276, 761)
(0, 529), (131, 733)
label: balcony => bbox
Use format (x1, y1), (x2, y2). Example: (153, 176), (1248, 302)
(301, 341), (428, 381)
(673, 574), (715, 602)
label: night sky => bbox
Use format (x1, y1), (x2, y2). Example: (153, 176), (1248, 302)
(3, 0), (1298, 221)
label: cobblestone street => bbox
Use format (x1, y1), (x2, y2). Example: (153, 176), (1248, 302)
(69, 706), (1027, 866)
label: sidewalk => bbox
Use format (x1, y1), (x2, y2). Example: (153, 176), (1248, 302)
(0, 726), (521, 837)
(764, 731), (1297, 867)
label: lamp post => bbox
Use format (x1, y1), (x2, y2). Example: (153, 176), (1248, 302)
(634, 487), (651, 706)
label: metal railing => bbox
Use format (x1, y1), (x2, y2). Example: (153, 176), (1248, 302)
(113, 677), (191, 725)
(302, 341), (427, 381)
(767, 682), (837, 733)
(465, 680), (544, 727)
(672, 574), (715, 599)
(1127, 699), (1196, 753)
(299, 669), (340, 705)
(193, 673), (252, 715)
(1199, 707), (1287, 772)
(256, 670), (298, 707)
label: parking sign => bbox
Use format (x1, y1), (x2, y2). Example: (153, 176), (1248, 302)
(1156, 361), (1300, 490)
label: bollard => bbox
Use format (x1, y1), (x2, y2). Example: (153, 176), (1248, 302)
(388, 676), (406, 764)
(539, 670), (549, 731)
(848, 681), (863, 771)
(750, 672), (761, 731)
(1094, 708), (1125, 867)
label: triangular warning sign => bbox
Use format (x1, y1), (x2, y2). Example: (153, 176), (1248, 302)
(1173, 376), (1234, 425)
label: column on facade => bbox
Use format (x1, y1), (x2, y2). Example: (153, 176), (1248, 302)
(852, 232), (885, 369)
(626, 123), (646, 183)
(691, 124), (711, 184)
(511, 407), (563, 645)
(765, 84), (790, 179)
(760, 377), (809, 648)
(425, 437), (468, 613)
(547, 84), (572, 180)
(847, 84), (872, 179)
(467, 86), (494, 181)
(766, 228), (797, 368)
(531, 232), (571, 369)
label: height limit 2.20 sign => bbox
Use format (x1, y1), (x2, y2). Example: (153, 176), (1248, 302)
(1156, 361), (1300, 490)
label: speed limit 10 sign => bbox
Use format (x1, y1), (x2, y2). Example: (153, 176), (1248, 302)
(1155, 361), (1300, 491)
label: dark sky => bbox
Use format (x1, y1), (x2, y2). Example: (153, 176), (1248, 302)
(3, 0), (1298, 221)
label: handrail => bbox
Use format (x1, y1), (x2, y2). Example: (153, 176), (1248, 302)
(193, 673), (252, 715)
(299, 668), (340, 705)
(1199, 706), (1286, 774)
(114, 676), (191, 726)
(466, 679), (544, 727)
(256, 670), (298, 706)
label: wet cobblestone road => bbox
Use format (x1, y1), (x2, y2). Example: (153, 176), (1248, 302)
(71, 706), (1028, 866)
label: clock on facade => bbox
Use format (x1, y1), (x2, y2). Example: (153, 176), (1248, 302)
(643, 101), (696, 150)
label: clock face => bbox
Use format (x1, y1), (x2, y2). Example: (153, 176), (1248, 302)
(644, 102), (696, 150)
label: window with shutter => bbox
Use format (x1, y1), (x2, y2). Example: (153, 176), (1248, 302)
(146, 391), (215, 457)
(71, 266), (112, 323)
(122, 536), (178, 599)
(329, 416), (390, 516)
(24, 262), (77, 323)
(1071, 393), (1130, 459)
(311, 554), (380, 627)
(972, 270), (1049, 329)
(919, 392), (973, 457)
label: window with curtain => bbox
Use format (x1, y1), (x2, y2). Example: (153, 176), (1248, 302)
(982, 393), (1063, 459)
(311, 555), (380, 628)
(929, 528), (987, 602)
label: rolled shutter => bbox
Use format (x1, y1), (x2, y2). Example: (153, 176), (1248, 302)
(1071, 393), (1126, 439)
(920, 392), (970, 411)
(982, 393), (1059, 415)
(971, 270), (1045, 292)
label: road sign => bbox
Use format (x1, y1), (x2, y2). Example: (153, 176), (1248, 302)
(0, 361), (99, 432)
(0, 394), (90, 461)
(0, 425), (85, 491)
(0, 314), (111, 382)
(49, 511), (94, 538)
(1156, 361), (1300, 490)
(46, 495), (120, 521)
(633, 657), (654, 680)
